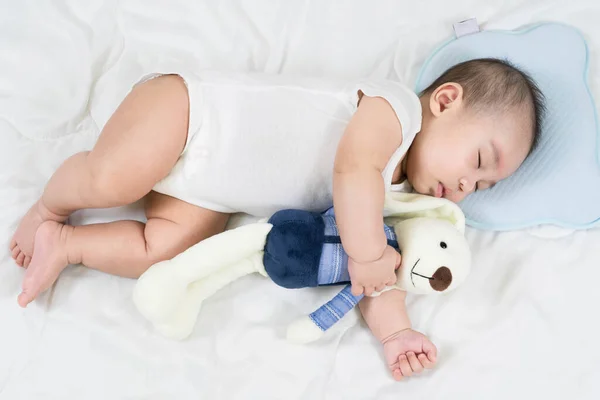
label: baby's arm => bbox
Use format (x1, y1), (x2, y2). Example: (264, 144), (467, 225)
(358, 289), (411, 340)
(359, 290), (437, 381)
(333, 94), (403, 295)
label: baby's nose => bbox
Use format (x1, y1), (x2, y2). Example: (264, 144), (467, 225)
(430, 266), (452, 291)
(459, 178), (475, 193)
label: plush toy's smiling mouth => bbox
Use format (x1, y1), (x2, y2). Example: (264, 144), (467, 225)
(410, 259), (431, 287)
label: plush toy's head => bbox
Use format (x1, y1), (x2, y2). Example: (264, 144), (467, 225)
(392, 217), (471, 294)
(383, 192), (472, 295)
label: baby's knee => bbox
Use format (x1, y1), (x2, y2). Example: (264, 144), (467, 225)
(83, 156), (145, 207)
(61, 151), (130, 206)
(140, 74), (189, 114)
(153, 73), (187, 89)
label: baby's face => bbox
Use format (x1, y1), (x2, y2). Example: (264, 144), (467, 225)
(404, 84), (533, 203)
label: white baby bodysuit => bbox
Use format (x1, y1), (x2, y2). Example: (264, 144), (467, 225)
(149, 70), (422, 217)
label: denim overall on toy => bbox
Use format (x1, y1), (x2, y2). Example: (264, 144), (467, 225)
(263, 208), (399, 331)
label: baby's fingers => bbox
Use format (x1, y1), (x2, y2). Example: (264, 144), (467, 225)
(364, 285), (375, 296)
(392, 368), (404, 381)
(406, 352), (424, 374)
(351, 283), (364, 296)
(398, 354), (413, 377)
(395, 252), (402, 269)
(423, 341), (438, 364)
(386, 273), (396, 286)
(418, 353), (435, 369)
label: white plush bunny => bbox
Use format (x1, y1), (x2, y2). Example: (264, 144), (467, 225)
(133, 192), (471, 342)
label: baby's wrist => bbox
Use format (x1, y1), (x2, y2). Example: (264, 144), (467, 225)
(380, 327), (412, 345)
(348, 242), (387, 265)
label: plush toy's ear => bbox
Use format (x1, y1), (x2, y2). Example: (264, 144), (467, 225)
(383, 192), (466, 234)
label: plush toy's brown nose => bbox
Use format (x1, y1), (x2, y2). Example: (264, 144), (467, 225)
(430, 267), (452, 291)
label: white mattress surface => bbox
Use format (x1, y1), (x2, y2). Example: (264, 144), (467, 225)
(1, 1), (599, 399)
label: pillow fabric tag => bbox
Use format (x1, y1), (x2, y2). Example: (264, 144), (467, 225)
(453, 18), (480, 38)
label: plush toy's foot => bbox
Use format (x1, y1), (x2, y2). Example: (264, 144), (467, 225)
(134, 265), (214, 340)
(133, 258), (188, 323)
(151, 285), (208, 340)
(286, 316), (324, 343)
(134, 251), (266, 340)
(133, 222), (273, 330)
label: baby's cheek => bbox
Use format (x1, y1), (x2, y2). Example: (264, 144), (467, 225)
(408, 157), (427, 184)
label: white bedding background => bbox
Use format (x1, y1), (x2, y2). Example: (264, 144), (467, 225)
(1, 1), (599, 399)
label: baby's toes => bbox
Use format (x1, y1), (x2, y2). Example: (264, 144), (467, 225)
(16, 251), (25, 267)
(17, 289), (36, 308)
(11, 246), (20, 260)
(23, 256), (31, 268)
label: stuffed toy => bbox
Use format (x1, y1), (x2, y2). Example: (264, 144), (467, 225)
(133, 192), (471, 342)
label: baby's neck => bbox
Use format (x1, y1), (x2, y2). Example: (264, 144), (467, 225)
(391, 157), (408, 184)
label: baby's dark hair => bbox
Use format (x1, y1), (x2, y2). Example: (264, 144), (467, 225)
(420, 58), (546, 155)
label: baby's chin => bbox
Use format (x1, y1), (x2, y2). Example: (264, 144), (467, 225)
(407, 178), (432, 196)
(442, 191), (464, 204)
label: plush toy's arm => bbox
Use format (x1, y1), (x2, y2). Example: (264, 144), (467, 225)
(287, 284), (410, 343)
(309, 285), (363, 331)
(287, 284), (363, 343)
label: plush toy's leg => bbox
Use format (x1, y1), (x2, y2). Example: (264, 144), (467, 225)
(149, 252), (265, 340)
(188, 252), (266, 301)
(133, 223), (272, 327)
(171, 222), (273, 282)
(286, 285), (363, 343)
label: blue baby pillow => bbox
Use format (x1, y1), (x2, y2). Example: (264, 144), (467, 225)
(415, 22), (600, 230)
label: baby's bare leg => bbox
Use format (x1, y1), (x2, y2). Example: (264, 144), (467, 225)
(18, 192), (229, 307)
(10, 74), (190, 266)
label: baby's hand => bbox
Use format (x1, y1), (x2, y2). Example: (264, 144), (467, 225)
(348, 245), (400, 296)
(382, 329), (437, 381)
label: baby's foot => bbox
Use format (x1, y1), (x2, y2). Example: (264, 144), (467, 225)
(10, 200), (67, 267)
(18, 221), (73, 308)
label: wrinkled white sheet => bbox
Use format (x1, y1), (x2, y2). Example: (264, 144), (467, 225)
(1, 1), (599, 399)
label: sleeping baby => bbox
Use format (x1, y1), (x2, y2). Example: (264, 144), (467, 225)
(10, 58), (544, 381)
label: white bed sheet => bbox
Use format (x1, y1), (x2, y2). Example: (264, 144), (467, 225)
(1, 0), (599, 399)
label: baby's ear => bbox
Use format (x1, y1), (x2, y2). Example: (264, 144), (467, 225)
(430, 82), (463, 116)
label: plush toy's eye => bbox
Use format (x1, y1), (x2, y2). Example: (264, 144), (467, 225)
(440, 241), (447, 249)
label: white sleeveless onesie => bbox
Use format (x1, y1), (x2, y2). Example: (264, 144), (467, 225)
(135, 70), (422, 217)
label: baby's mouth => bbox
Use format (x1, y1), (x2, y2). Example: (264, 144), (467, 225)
(440, 183), (454, 197)
(442, 184), (449, 197)
(435, 182), (445, 198)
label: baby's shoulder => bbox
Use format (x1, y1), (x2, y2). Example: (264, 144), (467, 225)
(353, 79), (423, 140)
